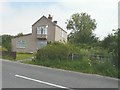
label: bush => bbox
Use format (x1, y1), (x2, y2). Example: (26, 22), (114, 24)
(33, 42), (118, 78)
(36, 42), (70, 61)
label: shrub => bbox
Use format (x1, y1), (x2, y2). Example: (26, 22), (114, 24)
(34, 42), (118, 78)
(36, 42), (70, 61)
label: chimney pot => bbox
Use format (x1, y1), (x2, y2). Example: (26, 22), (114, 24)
(48, 14), (52, 21)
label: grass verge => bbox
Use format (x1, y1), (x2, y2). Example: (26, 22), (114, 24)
(23, 59), (118, 78)
(2, 52), (33, 61)
(16, 53), (33, 60)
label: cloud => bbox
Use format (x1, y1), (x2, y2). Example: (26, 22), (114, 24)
(0, 2), (69, 35)
(0, 0), (119, 40)
(58, 0), (119, 39)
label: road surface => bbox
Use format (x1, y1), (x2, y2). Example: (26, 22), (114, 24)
(2, 59), (119, 89)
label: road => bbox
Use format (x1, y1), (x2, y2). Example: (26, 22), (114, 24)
(2, 59), (119, 89)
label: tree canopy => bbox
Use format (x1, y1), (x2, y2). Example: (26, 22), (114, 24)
(0, 36), (2, 46)
(100, 29), (119, 67)
(2, 35), (13, 51)
(16, 32), (23, 37)
(66, 13), (97, 44)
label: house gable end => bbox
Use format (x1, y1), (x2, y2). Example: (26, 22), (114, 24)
(32, 15), (66, 33)
(32, 16), (55, 27)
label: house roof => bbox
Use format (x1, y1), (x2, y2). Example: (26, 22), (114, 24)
(32, 16), (67, 33)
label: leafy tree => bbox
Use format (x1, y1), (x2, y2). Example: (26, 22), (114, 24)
(2, 35), (13, 51)
(16, 32), (23, 37)
(101, 29), (118, 53)
(117, 28), (120, 79)
(101, 34), (115, 51)
(118, 29), (120, 78)
(101, 29), (119, 67)
(0, 36), (2, 46)
(66, 13), (97, 44)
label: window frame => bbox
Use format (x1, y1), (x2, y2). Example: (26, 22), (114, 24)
(37, 25), (48, 35)
(16, 40), (26, 48)
(37, 40), (47, 49)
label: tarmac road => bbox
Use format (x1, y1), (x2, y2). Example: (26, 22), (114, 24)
(2, 59), (119, 89)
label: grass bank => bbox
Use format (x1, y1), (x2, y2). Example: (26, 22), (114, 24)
(22, 42), (118, 78)
(16, 53), (33, 60)
(23, 59), (118, 78)
(2, 52), (33, 61)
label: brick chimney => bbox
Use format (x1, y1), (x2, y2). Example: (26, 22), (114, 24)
(48, 14), (52, 21)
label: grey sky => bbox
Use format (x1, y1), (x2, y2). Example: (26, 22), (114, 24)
(0, 0), (119, 40)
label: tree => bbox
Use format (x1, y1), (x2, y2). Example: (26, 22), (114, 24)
(0, 36), (2, 46)
(118, 29), (120, 78)
(2, 35), (13, 51)
(16, 32), (23, 37)
(101, 34), (115, 51)
(101, 29), (119, 67)
(66, 13), (97, 44)
(101, 29), (118, 53)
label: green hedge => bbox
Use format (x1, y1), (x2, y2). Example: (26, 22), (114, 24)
(36, 42), (70, 61)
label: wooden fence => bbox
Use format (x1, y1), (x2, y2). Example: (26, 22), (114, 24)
(68, 53), (112, 61)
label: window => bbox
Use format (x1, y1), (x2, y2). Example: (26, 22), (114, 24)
(37, 25), (48, 35)
(16, 40), (26, 48)
(37, 40), (47, 49)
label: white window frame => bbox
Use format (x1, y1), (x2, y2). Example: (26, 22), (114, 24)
(37, 25), (48, 35)
(37, 40), (47, 49)
(16, 40), (26, 48)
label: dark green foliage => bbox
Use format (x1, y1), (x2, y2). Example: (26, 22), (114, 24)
(1, 33), (23, 51)
(0, 36), (2, 46)
(2, 51), (16, 60)
(16, 33), (23, 37)
(2, 55), (15, 60)
(2, 35), (13, 51)
(100, 29), (118, 67)
(25, 58), (118, 78)
(33, 41), (118, 78)
(36, 42), (70, 61)
(118, 29), (120, 78)
(66, 13), (98, 45)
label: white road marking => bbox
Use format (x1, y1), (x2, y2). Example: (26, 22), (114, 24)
(15, 74), (69, 89)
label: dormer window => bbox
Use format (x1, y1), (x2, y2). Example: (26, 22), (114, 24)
(37, 25), (48, 35)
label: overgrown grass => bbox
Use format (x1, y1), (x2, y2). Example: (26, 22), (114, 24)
(0, 46), (7, 51)
(16, 53), (33, 60)
(24, 42), (118, 78)
(2, 55), (15, 60)
(23, 58), (118, 78)
(2, 52), (33, 61)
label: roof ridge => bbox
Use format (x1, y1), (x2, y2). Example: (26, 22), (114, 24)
(32, 15), (67, 33)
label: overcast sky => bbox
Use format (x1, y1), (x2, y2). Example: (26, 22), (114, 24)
(0, 0), (119, 40)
